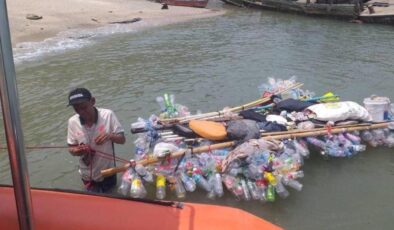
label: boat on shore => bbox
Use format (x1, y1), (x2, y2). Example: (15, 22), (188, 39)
(359, 0), (394, 24)
(159, 0), (209, 8)
(223, 0), (358, 19)
(222, 0), (394, 24)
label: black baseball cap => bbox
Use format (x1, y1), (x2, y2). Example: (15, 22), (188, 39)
(68, 88), (92, 106)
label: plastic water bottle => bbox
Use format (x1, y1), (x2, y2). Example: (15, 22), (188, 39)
(118, 171), (131, 196)
(286, 170), (304, 180)
(156, 96), (166, 112)
(222, 174), (243, 200)
(156, 175), (166, 200)
(384, 133), (394, 147)
(193, 174), (212, 192)
(174, 176), (186, 199)
(282, 178), (303, 191)
(135, 164), (153, 183)
(134, 137), (149, 160)
(266, 184), (276, 202)
(345, 132), (361, 144)
(372, 129), (386, 143)
(293, 139), (310, 158)
(207, 174), (217, 200)
(245, 164), (261, 180)
(180, 172), (196, 192)
(361, 130), (378, 147)
(130, 176), (147, 198)
(338, 134), (355, 156)
(228, 166), (243, 177)
(213, 149), (230, 156)
(274, 176), (289, 199)
(213, 173), (224, 197)
(240, 178), (251, 201)
(247, 179), (261, 200)
(324, 137), (345, 157)
(131, 120), (146, 131)
(306, 137), (326, 149)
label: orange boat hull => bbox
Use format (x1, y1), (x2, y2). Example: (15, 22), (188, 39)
(0, 186), (282, 230)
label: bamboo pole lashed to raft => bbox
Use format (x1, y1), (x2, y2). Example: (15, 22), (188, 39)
(100, 141), (236, 178)
(159, 82), (304, 124)
(101, 122), (391, 178)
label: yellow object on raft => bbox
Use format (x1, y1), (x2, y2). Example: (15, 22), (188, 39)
(189, 120), (227, 141)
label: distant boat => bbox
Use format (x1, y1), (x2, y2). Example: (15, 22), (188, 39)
(159, 0), (210, 8)
(222, 0), (358, 19)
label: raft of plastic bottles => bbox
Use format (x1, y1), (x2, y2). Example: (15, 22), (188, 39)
(119, 77), (394, 202)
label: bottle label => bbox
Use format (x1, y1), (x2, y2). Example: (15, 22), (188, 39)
(132, 178), (141, 187)
(157, 175), (166, 187)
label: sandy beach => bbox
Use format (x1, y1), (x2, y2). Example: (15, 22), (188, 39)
(6, 0), (225, 48)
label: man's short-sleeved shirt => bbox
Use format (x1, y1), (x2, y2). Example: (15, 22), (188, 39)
(67, 108), (124, 182)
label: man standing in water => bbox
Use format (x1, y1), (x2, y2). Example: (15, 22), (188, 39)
(67, 88), (125, 193)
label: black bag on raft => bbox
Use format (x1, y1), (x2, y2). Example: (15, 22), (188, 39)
(173, 124), (198, 138)
(274, 98), (315, 113)
(226, 119), (260, 142)
(239, 110), (267, 122)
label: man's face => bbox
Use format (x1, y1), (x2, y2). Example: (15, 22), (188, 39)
(72, 99), (94, 120)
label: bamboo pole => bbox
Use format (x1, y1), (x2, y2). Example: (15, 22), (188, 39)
(101, 122), (391, 177)
(260, 122), (374, 137)
(261, 122), (389, 140)
(159, 82), (303, 124)
(100, 141), (235, 178)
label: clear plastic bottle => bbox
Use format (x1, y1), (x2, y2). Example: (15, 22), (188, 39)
(361, 130), (378, 147)
(130, 175), (147, 198)
(131, 120), (146, 131)
(246, 164), (261, 180)
(193, 174), (212, 192)
(384, 133), (394, 147)
(213, 173), (224, 197)
(207, 174), (216, 200)
(286, 170), (304, 179)
(351, 144), (366, 153)
(213, 149), (230, 156)
(326, 136), (348, 157)
(282, 178), (303, 191)
(180, 172), (196, 192)
(156, 96), (166, 112)
(156, 174), (166, 200)
(306, 137), (326, 150)
(135, 164), (153, 183)
(247, 179), (261, 200)
(174, 176), (186, 199)
(293, 139), (310, 158)
(134, 136), (149, 160)
(345, 132), (361, 144)
(228, 166), (243, 177)
(118, 171), (131, 196)
(274, 176), (289, 199)
(240, 178), (251, 201)
(222, 174), (243, 200)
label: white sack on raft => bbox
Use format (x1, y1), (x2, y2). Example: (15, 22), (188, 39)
(306, 101), (372, 122)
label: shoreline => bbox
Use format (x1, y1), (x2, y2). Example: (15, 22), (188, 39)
(7, 0), (225, 48)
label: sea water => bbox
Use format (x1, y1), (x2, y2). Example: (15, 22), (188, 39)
(1, 2), (394, 230)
